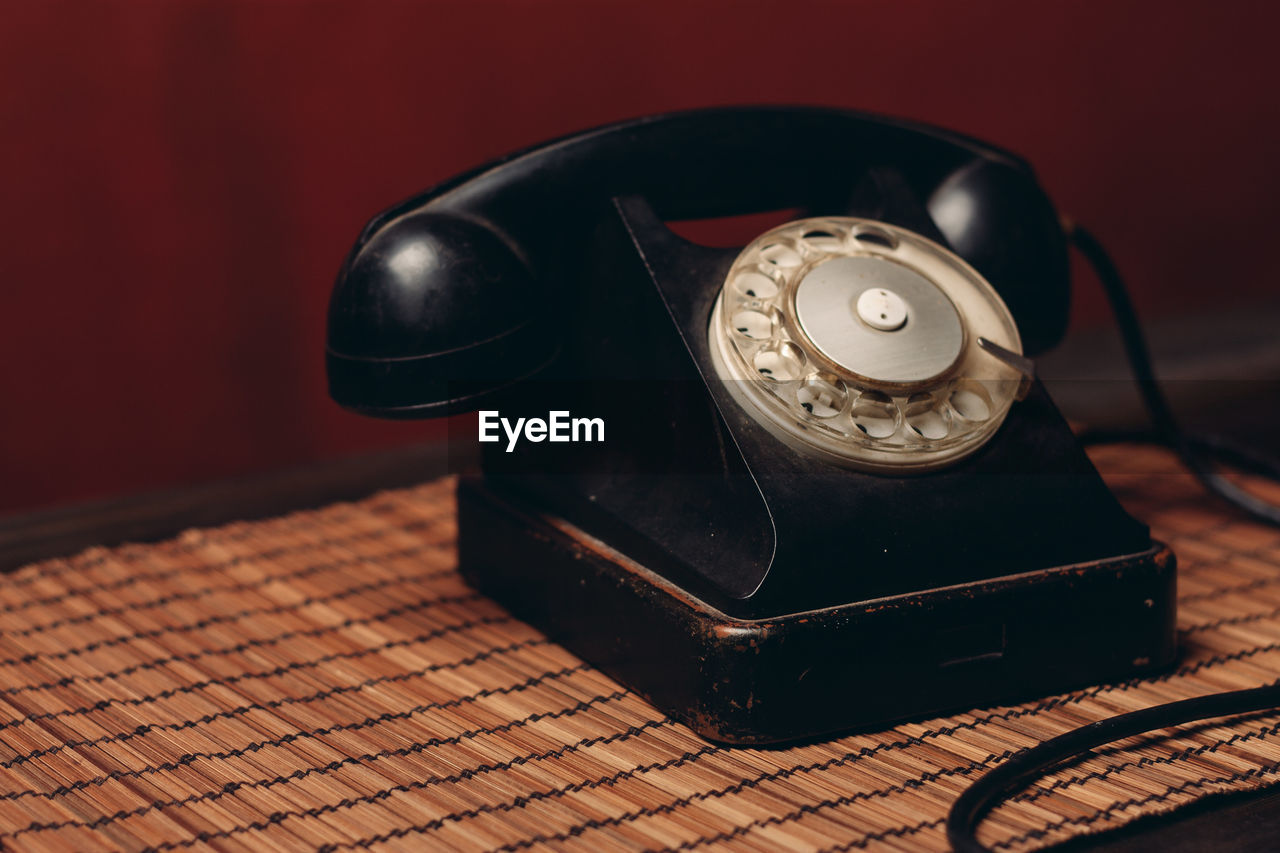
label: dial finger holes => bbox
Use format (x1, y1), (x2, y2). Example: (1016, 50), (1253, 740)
(753, 343), (805, 381)
(851, 391), (898, 438)
(905, 393), (950, 440)
(760, 242), (802, 268)
(949, 382), (992, 422)
(733, 270), (779, 299)
(796, 376), (847, 418)
(800, 229), (842, 253)
(731, 309), (774, 340)
(852, 225), (898, 250)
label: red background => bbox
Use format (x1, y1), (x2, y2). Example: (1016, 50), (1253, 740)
(2, 1), (1277, 514)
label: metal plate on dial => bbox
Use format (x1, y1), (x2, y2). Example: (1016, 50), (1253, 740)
(793, 256), (964, 384)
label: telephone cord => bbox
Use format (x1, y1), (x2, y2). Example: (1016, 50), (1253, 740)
(1067, 223), (1280, 526)
(945, 224), (1280, 852)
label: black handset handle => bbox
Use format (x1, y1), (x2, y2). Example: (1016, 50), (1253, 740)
(326, 107), (1069, 417)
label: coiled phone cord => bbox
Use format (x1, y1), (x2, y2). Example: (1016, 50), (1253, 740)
(945, 225), (1280, 852)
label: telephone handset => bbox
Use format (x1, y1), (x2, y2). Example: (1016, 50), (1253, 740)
(327, 108), (1175, 744)
(328, 108), (1069, 416)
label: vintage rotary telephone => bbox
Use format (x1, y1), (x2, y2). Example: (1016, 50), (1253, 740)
(326, 108), (1184, 746)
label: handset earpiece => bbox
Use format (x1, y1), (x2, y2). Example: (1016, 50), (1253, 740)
(927, 158), (1071, 357)
(326, 211), (556, 417)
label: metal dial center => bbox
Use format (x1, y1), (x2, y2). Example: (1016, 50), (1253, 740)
(793, 256), (964, 384)
(856, 288), (908, 330)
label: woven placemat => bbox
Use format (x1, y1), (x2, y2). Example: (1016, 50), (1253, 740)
(2, 445), (1279, 852)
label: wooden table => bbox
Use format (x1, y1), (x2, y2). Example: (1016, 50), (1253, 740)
(1, 442), (1277, 852)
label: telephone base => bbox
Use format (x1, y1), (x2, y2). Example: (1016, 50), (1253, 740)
(457, 476), (1178, 745)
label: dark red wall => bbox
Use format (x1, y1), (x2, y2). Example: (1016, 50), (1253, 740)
(2, 2), (1277, 513)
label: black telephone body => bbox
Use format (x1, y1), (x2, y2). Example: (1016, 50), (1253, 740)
(327, 108), (1176, 745)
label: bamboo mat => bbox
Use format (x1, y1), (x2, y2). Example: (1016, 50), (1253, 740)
(2, 446), (1279, 852)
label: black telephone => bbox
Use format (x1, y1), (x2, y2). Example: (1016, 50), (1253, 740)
(326, 107), (1176, 745)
